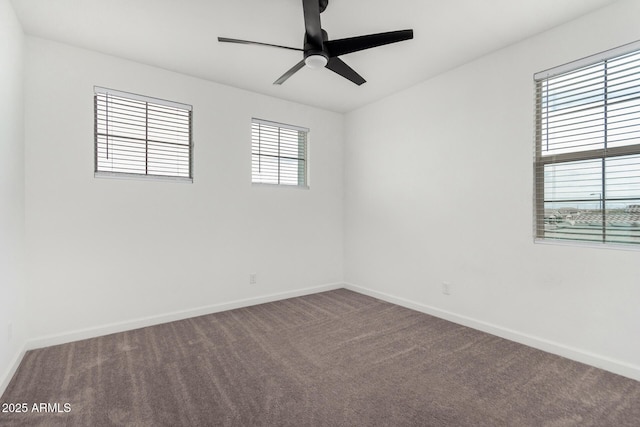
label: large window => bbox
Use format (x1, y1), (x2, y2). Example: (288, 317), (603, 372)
(94, 87), (193, 181)
(534, 41), (640, 247)
(251, 118), (308, 187)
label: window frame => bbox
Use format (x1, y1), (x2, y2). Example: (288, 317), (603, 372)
(251, 118), (309, 188)
(94, 86), (193, 183)
(533, 40), (640, 249)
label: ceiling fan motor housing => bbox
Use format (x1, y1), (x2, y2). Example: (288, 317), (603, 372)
(303, 29), (329, 68)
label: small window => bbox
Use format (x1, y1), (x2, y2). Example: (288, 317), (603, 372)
(94, 87), (193, 181)
(534, 41), (640, 247)
(251, 118), (308, 187)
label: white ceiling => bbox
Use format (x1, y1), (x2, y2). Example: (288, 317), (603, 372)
(11, 0), (620, 113)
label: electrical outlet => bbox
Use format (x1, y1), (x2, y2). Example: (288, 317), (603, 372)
(442, 282), (451, 295)
(249, 273), (257, 285)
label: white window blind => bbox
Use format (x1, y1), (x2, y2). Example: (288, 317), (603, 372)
(534, 41), (640, 246)
(251, 118), (308, 187)
(94, 87), (193, 181)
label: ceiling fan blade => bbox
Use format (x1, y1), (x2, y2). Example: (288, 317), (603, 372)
(274, 60), (306, 85)
(325, 57), (366, 86)
(218, 37), (302, 52)
(302, 0), (323, 48)
(325, 29), (413, 57)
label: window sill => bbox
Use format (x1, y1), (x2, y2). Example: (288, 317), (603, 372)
(94, 171), (193, 184)
(251, 182), (309, 190)
(534, 237), (640, 252)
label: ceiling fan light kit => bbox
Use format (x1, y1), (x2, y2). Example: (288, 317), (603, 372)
(305, 54), (328, 69)
(218, 0), (413, 85)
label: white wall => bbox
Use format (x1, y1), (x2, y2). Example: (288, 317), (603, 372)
(0, 0), (27, 392)
(344, 0), (640, 380)
(6, 0), (640, 393)
(24, 38), (344, 342)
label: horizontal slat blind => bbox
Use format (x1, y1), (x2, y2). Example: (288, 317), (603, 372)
(535, 45), (640, 246)
(95, 87), (192, 180)
(251, 119), (308, 186)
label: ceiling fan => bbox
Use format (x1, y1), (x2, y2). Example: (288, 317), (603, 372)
(218, 0), (413, 86)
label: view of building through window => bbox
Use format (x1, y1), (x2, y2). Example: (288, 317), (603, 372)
(536, 48), (640, 245)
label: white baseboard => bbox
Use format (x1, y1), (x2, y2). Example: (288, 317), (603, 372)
(344, 282), (640, 382)
(7, 281), (637, 397)
(26, 282), (343, 351)
(2, 283), (342, 396)
(0, 343), (28, 398)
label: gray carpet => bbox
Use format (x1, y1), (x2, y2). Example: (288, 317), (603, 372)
(1, 289), (639, 426)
